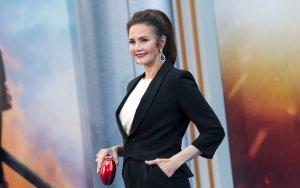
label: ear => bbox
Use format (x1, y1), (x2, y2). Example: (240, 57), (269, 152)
(159, 35), (166, 49)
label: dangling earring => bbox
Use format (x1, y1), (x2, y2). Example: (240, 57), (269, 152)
(160, 48), (166, 63)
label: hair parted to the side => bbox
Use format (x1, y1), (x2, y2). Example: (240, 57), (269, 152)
(126, 9), (177, 64)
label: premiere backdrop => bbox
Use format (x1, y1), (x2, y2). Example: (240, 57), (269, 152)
(1, 0), (299, 188)
(0, 0), (177, 188)
(214, 0), (300, 187)
(0, 0), (86, 187)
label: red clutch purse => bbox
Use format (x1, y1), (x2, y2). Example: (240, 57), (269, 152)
(99, 155), (116, 185)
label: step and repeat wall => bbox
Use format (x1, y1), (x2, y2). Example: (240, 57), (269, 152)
(0, 0), (299, 187)
(215, 0), (300, 187)
(0, 0), (86, 187)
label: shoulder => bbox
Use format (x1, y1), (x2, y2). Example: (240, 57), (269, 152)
(166, 68), (200, 95)
(166, 66), (196, 84)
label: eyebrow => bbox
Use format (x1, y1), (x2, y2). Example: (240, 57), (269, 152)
(128, 36), (150, 40)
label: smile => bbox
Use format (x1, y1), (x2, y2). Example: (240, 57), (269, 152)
(136, 53), (146, 58)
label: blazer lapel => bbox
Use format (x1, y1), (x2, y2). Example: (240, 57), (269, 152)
(129, 62), (173, 136)
(115, 74), (144, 138)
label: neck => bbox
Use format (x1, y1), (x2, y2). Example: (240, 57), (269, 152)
(143, 61), (162, 80)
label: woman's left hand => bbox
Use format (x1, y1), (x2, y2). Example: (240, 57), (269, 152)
(145, 158), (180, 177)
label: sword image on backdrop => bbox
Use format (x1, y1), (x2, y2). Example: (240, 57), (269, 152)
(0, 49), (12, 188)
(0, 48), (52, 188)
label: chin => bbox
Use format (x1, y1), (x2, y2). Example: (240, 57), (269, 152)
(135, 59), (152, 65)
(136, 60), (145, 65)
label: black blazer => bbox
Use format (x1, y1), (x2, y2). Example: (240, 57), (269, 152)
(116, 61), (225, 176)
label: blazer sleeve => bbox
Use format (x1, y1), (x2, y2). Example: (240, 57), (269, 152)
(175, 71), (225, 159)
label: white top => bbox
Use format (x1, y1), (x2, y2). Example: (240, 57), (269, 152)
(119, 78), (152, 135)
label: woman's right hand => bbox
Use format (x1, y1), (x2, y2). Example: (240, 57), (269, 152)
(95, 146), (119, 173)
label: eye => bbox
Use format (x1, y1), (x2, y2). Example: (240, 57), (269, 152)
(141, 38), (149, 42)
(129, 40), (135, 44)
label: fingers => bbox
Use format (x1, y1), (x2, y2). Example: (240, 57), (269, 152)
(145, 158), (163, 165)
(95, 150), (107, 163)
(96, 161), (101, 174)
(145, 159), (155, 165)
(112, 153), (119, 166)
(95, 147), (119, 173)
(95, 149), (109, 173)
(145, 158), (174, 177)
(96, 149), (106, 159)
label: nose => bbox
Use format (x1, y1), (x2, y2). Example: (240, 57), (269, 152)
(136, 42), (142, 51)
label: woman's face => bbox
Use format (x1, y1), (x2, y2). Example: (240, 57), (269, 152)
(128, 23), (161, 66)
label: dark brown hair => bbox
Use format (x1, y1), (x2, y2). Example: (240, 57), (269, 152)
(127, 9), (177, 64)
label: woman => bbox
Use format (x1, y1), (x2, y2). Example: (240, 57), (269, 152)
(96, 9), (225, 188)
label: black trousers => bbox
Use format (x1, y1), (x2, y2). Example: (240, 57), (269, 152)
(122, 158), (191, 188)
